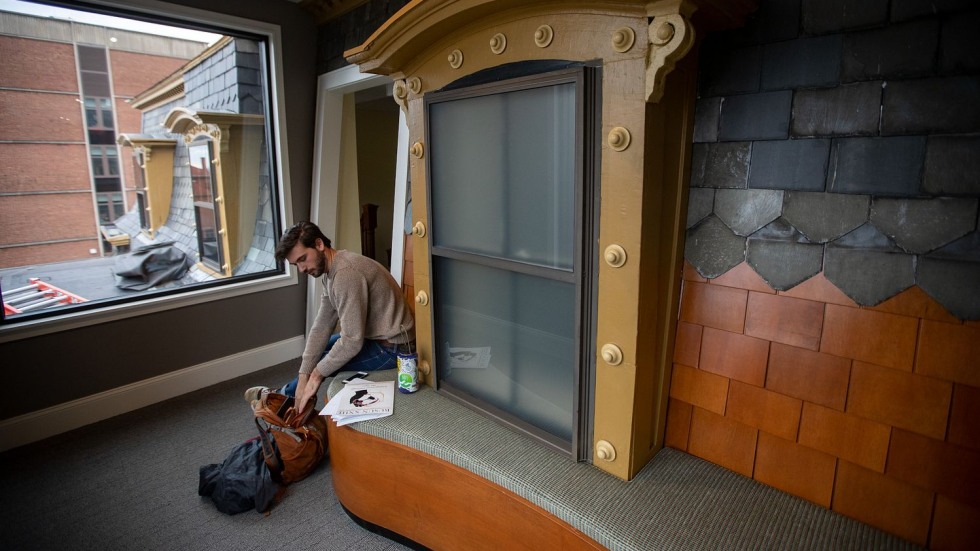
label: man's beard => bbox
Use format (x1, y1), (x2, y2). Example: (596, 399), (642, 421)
(308, 249), (327, 277)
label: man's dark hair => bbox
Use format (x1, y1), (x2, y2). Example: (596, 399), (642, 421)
(275, 221), (331, 263)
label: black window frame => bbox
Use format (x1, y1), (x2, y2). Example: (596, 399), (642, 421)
(423, 62), (601, 459)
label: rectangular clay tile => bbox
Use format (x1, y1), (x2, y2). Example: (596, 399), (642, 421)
(916, 320), (980, 387)
(664, 398), (693, 451)
(949, 384), (980, 452)
(820, 304), (918, 371)
(672, 321), (703, 368)
(668, 363), (729, 415)
(930, 495), (980, 551)
(833, 460), (933, 546)
(745, 291), (825, 350)
(727, 380), (802, 441)
(847, 361), (952, 441)
(699, 326), (770, 386)
(887, 428), (980, 509)
(755, 431), (836, 507)
(767, 342), (851, 410)
(680, 281), (747, 334)
(799, 402), (890, 472)
(688, 406), (758, 478)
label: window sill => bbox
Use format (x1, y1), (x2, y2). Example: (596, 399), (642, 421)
(0, 270), (296, 344)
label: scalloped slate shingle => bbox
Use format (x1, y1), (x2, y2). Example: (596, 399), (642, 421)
(746, 240), (824, 291)
(714, 189), (784, 236)
(685, 216), (746, 279)
(824, 247), (915, 306)
(782, 192), (870, 243)
(919, 257), (980, 320)
(745, 219), (823, 290)
(870, 197), (978, 254)
(918, 232), (980, 319)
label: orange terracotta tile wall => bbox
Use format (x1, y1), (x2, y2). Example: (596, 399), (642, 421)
(665, 261), (980, 549)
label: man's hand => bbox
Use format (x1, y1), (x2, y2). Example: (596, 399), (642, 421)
(297, 370), (325, 413)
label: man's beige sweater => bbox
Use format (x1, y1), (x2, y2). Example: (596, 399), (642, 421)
(299, 250), (415, 377)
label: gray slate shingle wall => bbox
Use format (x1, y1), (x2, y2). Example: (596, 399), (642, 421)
(686, 0), (980, 319)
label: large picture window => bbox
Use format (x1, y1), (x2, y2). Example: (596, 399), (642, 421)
(425, 65), (599, 456)
(0, 0), (290, 333)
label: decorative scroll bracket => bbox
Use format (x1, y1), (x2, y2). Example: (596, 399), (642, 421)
(645, 2), (696, 103)
(392, 79), (410, 117)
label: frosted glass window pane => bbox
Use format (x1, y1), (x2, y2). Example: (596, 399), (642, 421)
(429, 83), (576, 270)
(434, 257), (575, 442)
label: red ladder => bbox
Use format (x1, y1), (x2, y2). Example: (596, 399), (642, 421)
(3, 278), (87, 316)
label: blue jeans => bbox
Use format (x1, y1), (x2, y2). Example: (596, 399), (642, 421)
(281, 334), (399, 396)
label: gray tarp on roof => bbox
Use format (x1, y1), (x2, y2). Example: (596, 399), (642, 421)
(113, 242), (192, 291)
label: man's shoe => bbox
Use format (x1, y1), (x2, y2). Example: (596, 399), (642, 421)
(244, 386), (269, 403)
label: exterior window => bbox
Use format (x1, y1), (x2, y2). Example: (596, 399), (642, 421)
(78, 45), (115, 145)
(90, 146), (119, 177)
(425, 66), (598, 456)
(189, 139), (224, 271)
(92, 146), (122, 223)
(96, 192), (126, 225)
(84, 97), (114, 129)
(85, 97), (115, 144)
(77, 45), (110, 95)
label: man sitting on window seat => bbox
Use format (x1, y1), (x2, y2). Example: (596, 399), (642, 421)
(245, 221), (415, 413)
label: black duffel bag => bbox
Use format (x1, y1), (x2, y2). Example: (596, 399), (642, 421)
(198, 437), (279, 515)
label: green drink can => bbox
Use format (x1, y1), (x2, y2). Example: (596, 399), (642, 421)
(397, 351), (419, 393)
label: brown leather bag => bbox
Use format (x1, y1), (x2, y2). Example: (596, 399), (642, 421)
(253, 392), (328, 485)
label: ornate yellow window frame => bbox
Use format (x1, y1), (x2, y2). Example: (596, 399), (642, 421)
(165, 107), (265, 278)
(116, 135), (177, 239)
(347, 0), (756, 480)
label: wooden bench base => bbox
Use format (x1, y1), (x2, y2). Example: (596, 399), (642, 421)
(328, 422), (603, 550)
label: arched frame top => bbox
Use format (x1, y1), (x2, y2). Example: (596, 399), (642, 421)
(165, 108), (265, 149)
(346, 0), (755, 101)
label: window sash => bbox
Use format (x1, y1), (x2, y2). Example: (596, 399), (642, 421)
(425, 66), (595, 457)
(84, 97), (115, 130)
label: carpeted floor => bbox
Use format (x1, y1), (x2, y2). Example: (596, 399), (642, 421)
(0, 359), (410, 551)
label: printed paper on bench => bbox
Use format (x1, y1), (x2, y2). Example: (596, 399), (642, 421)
(321, 380), (394, 426)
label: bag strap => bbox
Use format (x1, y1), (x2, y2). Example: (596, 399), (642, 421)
(254, 417), (284, 482)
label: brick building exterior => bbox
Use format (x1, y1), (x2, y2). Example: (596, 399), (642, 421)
(0, 10), (207, 268)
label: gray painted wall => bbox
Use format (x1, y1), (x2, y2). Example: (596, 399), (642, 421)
(0, 0), (317, 421)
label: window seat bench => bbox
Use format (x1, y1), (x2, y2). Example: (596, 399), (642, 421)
(325, 371), (918, 550)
